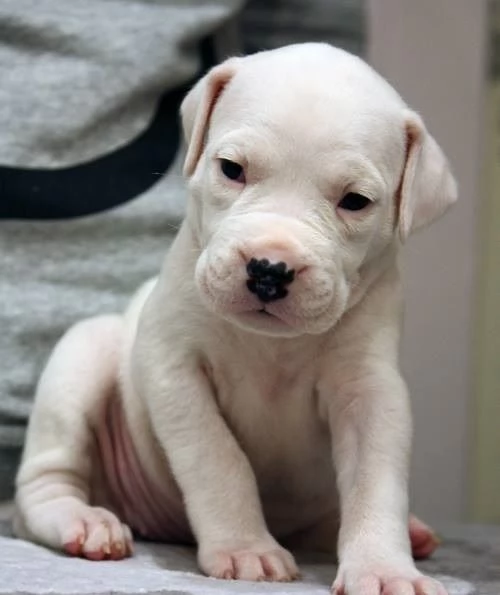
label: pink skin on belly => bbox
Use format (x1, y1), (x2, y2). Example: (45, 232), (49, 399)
(95, 395), (193, 546)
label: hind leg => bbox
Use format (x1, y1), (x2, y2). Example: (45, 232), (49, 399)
(409, 514), (440, 560)
(14, 315), (133, 560)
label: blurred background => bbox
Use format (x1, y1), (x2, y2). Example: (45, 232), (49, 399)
(368, 0), (494, 526)
(0, 0), (498, 526)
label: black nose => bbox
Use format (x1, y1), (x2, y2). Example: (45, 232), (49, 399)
(246, 258), (295, 303)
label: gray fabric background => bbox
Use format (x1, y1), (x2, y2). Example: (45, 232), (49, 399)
(0, 0), (245, 498)
(241, 0), (364, 55)
(0, 0), (364, 500)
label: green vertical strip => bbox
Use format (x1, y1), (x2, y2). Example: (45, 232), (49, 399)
(471, 0), (500, 521)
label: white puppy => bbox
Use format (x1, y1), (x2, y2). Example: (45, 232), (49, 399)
(14, 43), (456, 595)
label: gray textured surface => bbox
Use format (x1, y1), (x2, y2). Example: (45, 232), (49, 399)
(0, 503), (498, 595)
(0, 536), (475, 595)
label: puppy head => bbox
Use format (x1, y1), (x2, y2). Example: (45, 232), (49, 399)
(181, 43), (457, 337)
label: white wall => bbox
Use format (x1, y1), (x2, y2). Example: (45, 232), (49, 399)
(368, 0), (486, 522)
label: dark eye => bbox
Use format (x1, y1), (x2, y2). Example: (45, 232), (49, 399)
(220, 158), (245, 183)
(338, 192), (372, 211)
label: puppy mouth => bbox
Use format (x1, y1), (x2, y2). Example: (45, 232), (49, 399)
(232, 308), (294, 337)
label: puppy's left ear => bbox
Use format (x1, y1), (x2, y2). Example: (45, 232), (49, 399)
(181, 58), (241, 177)
(398, 112), (458, 242)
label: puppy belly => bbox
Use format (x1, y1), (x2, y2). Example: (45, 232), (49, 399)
(94, 395), (193, 543)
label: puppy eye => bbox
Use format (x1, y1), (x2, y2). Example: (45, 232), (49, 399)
(338, 192), (372, 212)
(219, 158), (245, 183)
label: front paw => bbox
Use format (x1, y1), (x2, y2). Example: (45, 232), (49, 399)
(198, 537), (299, 582)
(332, 561), (447, 595)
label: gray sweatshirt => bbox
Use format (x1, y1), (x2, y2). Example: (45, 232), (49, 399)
(0, 0), (363, 499)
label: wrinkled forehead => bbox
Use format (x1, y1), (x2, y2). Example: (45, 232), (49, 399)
(210, 50), (408, 174)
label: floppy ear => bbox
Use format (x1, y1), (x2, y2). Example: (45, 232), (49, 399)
(398, 112), (458, 242)
(180, 58), (241, 178)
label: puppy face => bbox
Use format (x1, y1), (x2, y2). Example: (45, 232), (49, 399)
(182, 44), (457, 337)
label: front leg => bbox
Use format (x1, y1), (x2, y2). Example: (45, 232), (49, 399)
(323, 363), (446, 595)
(133, 329), (297, 582)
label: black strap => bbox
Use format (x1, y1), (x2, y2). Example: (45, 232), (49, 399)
(0, 36), (217, 220)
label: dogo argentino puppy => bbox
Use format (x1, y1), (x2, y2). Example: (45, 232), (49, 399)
(14, 43), (456, 595)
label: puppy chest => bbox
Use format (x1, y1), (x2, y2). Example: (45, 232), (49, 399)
(207, 358), (335, 503)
